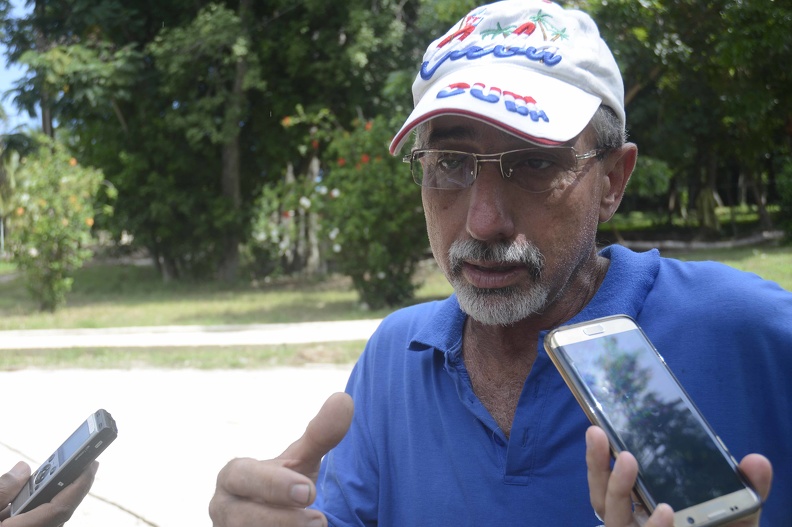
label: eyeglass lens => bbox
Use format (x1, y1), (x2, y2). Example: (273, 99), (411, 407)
(411, 148), (579, 193)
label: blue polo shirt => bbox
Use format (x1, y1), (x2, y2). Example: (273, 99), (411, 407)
(314, 245), (792, 526)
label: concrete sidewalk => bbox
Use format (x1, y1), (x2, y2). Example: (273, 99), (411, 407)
(0, 320), (380, 526)
(0, 319), (383, 349)
(0, 366), (356, 527)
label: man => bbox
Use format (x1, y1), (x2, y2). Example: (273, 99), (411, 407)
(210, 1), (788, 525)
(0, 461), (97, 526)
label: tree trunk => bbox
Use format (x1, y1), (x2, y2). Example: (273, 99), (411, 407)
(34, 0), (54, 138)
(696, 152), (720, 238)
(304, 156), (323, 275)
(746, 170), (773, 230)
(218, 135), (241, 282)
(216, 0), (252, 283)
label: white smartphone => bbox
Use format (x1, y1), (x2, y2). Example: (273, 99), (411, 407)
(544, 315), (761, 526)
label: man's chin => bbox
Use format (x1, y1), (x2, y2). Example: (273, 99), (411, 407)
(453, 283), (549, 327)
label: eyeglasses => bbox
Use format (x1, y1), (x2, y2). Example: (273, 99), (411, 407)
(403, 146), (606, 193)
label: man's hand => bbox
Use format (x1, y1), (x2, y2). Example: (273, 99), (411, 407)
(0, 460), (98, 527)
(209, 392), (354, 527)
(586, 426), (773, 527)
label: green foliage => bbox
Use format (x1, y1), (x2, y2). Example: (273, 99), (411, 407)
(15, 40), (141, 117)
(6, 137), (114, 311)
(590, 0), (792, 224)
(320, 116), (427, 309)
(627, 155), (672, 199)
(148, 2), (265, 147)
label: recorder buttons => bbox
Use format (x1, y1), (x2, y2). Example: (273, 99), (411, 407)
(34, 465), (51, 485)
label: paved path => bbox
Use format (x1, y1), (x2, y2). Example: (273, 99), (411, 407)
(0, 319), (381, 526)
(0, 319), (383, 350)
(0, 366), (355, 527)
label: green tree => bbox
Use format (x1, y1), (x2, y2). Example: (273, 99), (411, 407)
(149, 1), (264, 281)
(320, 115), (426, 308)
(6, 137), (115, 311)
(591, 0), (792, 232)
(0, 0), (473, 290)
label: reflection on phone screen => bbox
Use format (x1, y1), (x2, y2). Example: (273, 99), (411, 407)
(560, 329), (744, 510)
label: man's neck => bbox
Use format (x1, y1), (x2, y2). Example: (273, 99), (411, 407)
(461, 253), (610, 436)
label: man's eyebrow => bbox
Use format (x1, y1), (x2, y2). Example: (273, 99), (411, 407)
(425, 125), (479, 145)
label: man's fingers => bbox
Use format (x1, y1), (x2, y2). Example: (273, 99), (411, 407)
(586, 426), (612, 518)
(0, 462), (31, 521)
(216, 458), (318, 507)
(48, 461), (98, 507)
(739, 453), (772, 502)
(210, 458), (331, 526)
(0, 462), (30, 505)
(0, 462), (97, 527)
(604, 452), (642, 526)
(278, 392), (354, 478)
(210, 393), (353, 527)
(643, 503), (674, 527)
(210, 487), (328, 527)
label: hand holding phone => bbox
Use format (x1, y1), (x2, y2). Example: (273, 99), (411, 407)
(9, 409), (117, 517)
(545, 315), (762, 526)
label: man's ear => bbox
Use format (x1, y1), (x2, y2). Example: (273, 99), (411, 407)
(599, 142), (637, 223)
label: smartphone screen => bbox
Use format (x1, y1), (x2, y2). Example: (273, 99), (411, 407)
(545, 316), (761, 525)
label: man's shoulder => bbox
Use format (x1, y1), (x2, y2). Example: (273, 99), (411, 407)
(654, 250), (789, 300)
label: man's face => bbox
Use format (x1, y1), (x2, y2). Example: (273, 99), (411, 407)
(419, 116), (607, 326)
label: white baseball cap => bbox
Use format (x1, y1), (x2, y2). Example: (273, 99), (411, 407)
(389, 0), (624, 155)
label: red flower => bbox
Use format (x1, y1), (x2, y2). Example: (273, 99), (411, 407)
(360, 153), (370, 164)
(364, 121), (373, 131)
(337, 158), (346, 167)
(311, 139), (319, 150)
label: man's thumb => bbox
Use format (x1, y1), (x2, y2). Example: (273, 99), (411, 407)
(0, 462), (30, 503)
(278, 392), (354, 477)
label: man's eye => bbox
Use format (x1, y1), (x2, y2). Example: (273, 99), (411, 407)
(436, 154), (466, 171)
(509, 154), (557, 172)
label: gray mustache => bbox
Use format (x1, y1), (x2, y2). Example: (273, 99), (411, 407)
(448, 239), (544, 280)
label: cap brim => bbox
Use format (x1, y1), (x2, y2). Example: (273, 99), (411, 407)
(389, 65), (602, 155)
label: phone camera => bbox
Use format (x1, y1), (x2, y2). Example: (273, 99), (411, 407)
(687, 517), (695, 524)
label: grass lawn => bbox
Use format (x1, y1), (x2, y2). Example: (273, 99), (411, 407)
(0, 341), (367, 370)
(1, 244), (789, 332)
(0, 259), (454, 331)
(1, 240), (789, 370)
(666, 244), (792, 291)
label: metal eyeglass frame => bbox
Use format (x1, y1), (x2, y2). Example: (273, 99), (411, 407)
(403, 146), (607, 193)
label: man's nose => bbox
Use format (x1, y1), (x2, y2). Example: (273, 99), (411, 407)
(465, 162), (515, 242)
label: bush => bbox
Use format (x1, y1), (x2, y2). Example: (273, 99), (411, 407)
(7, 138), (114, 311)
(321, 116), (427, 309)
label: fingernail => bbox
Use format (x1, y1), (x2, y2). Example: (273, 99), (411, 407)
(307, 518), (325, 527)
(290, 483), (311, 505)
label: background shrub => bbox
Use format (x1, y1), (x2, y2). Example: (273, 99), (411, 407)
(7, 138), (114, 311)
